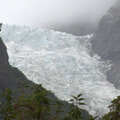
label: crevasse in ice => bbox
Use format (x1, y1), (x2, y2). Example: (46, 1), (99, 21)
(1, 25), (120, 116)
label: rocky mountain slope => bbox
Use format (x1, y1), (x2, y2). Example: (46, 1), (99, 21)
(1, 25), (120, 116)
(49, 21), (96, 36)
(0, 28), (90, 119)
(0, 36), (33, 90)
(91, 0), (120, 89)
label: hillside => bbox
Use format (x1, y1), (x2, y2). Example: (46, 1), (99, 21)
(0, 28), (90, 119)
(1, 25), (120, 116)
(0, 36), (33, 90)
(91, 0), (120, 89)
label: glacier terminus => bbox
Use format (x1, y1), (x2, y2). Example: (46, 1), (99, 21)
(1, 25), (120, 116)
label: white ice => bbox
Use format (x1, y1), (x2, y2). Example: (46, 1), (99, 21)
(1, 25), (120, 116)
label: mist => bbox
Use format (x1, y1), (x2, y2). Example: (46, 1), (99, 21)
(0, 0), (115, 30)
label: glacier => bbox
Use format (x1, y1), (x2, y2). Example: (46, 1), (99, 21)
(1, 25), (120, 116)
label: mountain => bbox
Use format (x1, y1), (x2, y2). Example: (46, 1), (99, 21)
(48, 21), (97, 36)
(0, 27), (91, 119)
(91, 0), (120, 89)
(0, 36), (33, 90)
(1, 24), (120, 116)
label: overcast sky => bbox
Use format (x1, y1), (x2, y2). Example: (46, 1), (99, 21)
(0, 0), (115, 27)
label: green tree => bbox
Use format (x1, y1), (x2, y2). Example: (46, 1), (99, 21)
(52, 101), (63, 120)
(102, 96), (120, 120)
(89, 115), (98, 120)
(0, 88), (15, 120)
(0, 83), (93, 120)
(14, 84), (51, 120)
(64, 94), (85, 120)
(30, 84), (51, 120)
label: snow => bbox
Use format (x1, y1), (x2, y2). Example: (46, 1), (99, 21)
(1, 24), (120, 116)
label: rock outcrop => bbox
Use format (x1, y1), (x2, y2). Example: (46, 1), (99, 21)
(0, 37), (8, 64)
(91, 0), (120, 89)
(0, 36), (33, 90)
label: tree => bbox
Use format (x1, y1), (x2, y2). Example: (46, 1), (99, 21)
(89, 115), (98, 120)
(0, 83), (93, 120)
(0, 88), (15, 120)
(14, 84), (51, 120)
(52, 101), (63, 120)
(64, 94), (85, 120)
(102, 96), (120, 120)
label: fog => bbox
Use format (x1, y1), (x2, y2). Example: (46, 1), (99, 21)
(0, 0), (115, 28)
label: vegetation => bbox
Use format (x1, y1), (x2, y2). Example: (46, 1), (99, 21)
(0, 83), (95, 120)
(0, 82), (120, 120)
(102, 96), (120, 120)
(64, 94), (85, 120)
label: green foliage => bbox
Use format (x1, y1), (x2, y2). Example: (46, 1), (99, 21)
(15, 84), (51, 120)
(64, 94), (85, 120)
(102, 96), (120, 120)
(0, 84), (51, 120)
(89, 115), (98, 120)
(52, 101), (63, 120)
(0, 83), (92, 120)
(0, 88), (15, 120)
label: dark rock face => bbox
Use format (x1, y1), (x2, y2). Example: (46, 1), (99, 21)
(0, 37), (9, 64)
(0, 36), (33, 90)
(91, 0), (120, 89)
(49, 22), (97, 36)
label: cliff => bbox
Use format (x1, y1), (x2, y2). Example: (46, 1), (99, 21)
(91, 0), (120, 89)
(0, 36), (33, 90)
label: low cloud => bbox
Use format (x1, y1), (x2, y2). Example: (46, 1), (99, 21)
(0, 0), (115, 27)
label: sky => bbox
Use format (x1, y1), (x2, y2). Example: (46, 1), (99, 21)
(0, 0), (115, 27)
